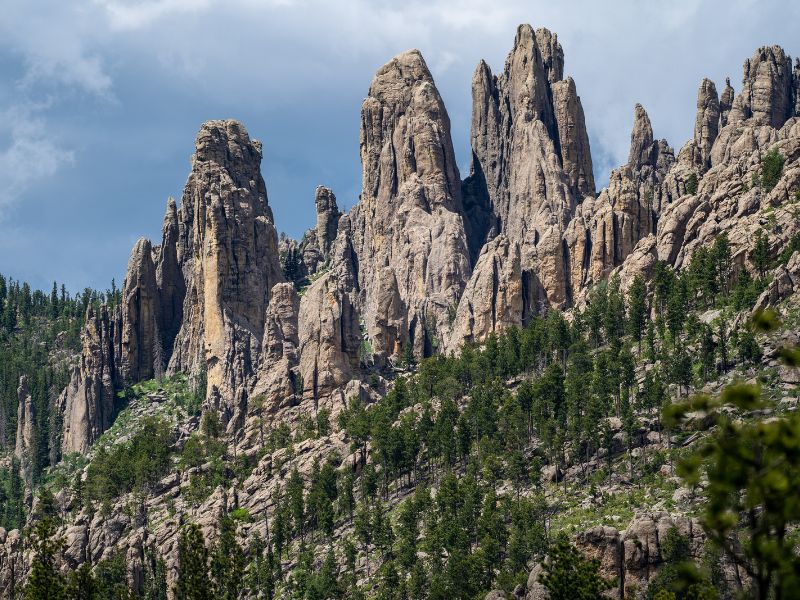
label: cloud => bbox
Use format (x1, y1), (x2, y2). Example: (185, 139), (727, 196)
(0, 104), (74, 213)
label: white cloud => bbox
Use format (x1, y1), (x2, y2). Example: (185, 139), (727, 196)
(0, 104), (74, 212)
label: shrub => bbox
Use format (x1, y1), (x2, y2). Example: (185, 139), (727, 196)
(686, 173), (698, 195)
(761, 149), (785, 192)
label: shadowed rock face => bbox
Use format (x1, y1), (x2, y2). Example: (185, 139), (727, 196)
(450, 25), (593, 348)
(118, 238), (163, 384)
(352, 48), (471, 360)
(168, 120), (284, 425)
(299, 215), (362, 409)
(61, 306), (117, 455)
(315, 186), (340, 260)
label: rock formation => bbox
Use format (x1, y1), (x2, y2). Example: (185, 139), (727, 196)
(298, 216), (362, 411)
(315, 186), (340, 260)
(251, 282), (301, 414)
(168, 120), (284, 424)
(117, 238), (164, 384)
(48, 25), (800, 470)
(728, 45), (794, 128)
(14, 376), (35, 484)
(693, 78), (720, 169)
(352, 48), (471, 360)
(552, 76), (595, 198)
(61, 306), (117, 455)
(720, 77), (735, 127)
(155, 197), (184, 360)
(451, 24), (595, 350)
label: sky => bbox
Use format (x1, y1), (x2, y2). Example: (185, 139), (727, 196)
(0, 0), (798, 292)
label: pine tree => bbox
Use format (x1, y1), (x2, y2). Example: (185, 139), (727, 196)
(24, 517), (65, 600)
(750, 231), (770, 277)
(210, 515), (245, 600)
(174, 524), (211, 600)
(626, 275), (647, 349)
(539, 536), (614, 599)
(65, 562), (96, 599)
(50, 282), (59, 320)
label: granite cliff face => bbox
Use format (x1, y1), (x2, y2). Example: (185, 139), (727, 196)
(168, 120), (284, 429)
(52, 25), (800, 455)
(351, 49), (472, 362)
(60, 306), (117, 455)
(450, 25), (594, 348)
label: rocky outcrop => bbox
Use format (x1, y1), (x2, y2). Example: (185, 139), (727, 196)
(524, 512), (741, 599)
(0, 528), (22, 599)
(117, 238), (164, 384)
(448, 235), (523, 347)
(61, 306), (117, 455)
(168, 120), (284, 423)
(693, 78), (720, 170)
(755, 251), (800, 309)
(14, 376), (35, 484)
(251, 282), (301, 413)
(315, 186), (340, 260)
(728, 45), (794, 128)
(452, 24), (587, 348)
(563, 104), (673, 299)
(720, 77), (735, 127)
(155, 197), (184, 360)
(353, 48), (471, 360)
(299, 216), (362, 411)
(552, 76), (595, 198)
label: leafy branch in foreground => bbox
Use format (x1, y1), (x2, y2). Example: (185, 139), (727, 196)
(665, 310), (800, 600)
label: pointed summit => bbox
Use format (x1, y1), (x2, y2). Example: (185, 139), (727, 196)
(693, 78), (720, 168)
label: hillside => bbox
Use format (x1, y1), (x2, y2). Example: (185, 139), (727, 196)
(1, 22), (800, 600)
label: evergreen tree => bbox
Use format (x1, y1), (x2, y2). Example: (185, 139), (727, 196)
(65, 563), (96, 600)
(750, 231), (770, 277)
(174, 524), (211, 600)
(24, 517), (65, 600)
(627, 275), (647, 349)
(210, 515), (245, 600)
(539, 536), (614, 599)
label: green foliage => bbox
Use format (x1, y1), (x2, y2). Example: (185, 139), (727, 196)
(668, 325), (800, 600)
(686, 173), (698, 195)
(538, 535), (614, 599)
(645, 529), (717, 600)
(24, 517), (65, 600)
(174, 524), (212, 600)
(761, 149), (785, 192)
(750, 230), (770, 276)
(85, 417), (175, 502)
(211, 515), (245, 600)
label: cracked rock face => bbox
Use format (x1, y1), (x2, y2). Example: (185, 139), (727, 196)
(118, 238), (164, 384)
(456, 24), (592, 333)
(353, 49), (471, 360)
(249, 282), (301, 424)
(14, 376), (35, 484)
(61, 306), (117, 455)
(315, 186), (340, 260)
(693, 78), (720, 170)
(299, 216), (362, 412)
(168, 120), (284, 423)
(728, 45), (794, 128)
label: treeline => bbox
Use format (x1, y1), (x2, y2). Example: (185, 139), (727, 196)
(0, 273), (118, 529)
